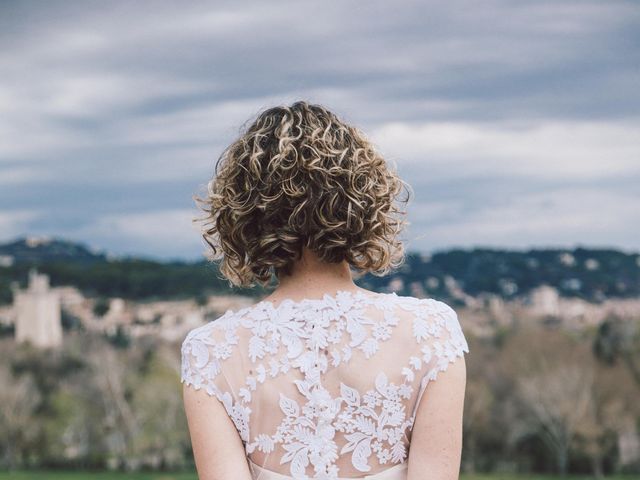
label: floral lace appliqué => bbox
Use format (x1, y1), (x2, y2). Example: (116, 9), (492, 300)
(181, 290), (469, 479)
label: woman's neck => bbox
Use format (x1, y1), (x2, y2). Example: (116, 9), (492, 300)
(264, 247), (363, 302)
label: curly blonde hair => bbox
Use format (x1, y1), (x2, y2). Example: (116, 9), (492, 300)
(192, 100), (412, 288)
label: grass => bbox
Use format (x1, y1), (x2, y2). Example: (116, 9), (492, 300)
(0, 472), (637, 480)
(0, 473), (195, 480)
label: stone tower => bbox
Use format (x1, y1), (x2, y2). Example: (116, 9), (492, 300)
(14, 268), (63, 348)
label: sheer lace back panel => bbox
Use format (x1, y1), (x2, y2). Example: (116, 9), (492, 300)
(181, 290), (470, 479)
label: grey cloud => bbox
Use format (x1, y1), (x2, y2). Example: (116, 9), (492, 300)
(0, 0), (638, 258)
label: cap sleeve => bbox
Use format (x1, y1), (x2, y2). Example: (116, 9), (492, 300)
(409, 299), (470, 419)
(180, 321), (251, 443)
(180, 322), (238, 404)
(181, 324), (224, 395)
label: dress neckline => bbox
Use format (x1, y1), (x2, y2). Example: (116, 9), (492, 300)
(226, 289), (398, 319)
(258, 288), (392, 311)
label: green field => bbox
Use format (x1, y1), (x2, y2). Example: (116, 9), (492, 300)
(0, 474), (194, 480)
(0, 473), (636, 480)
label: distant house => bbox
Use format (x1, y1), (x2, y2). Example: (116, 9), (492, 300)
(13, 268), (62, 348)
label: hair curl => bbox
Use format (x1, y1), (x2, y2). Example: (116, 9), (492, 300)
(192, 100), (412, 288)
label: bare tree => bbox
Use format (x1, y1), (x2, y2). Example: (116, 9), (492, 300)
(594, 314), (640, 386)
(502, 324), (596, 475)
(461, 337), (494, 473)
(517, 363), (594, 475)
(0, 366), (41, 469)
(88, 341), (140, 467)
(574, 354), (640, 478)
(130, 343), (190, 468)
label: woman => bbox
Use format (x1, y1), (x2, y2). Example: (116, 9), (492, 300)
(181, 101), (469, 479)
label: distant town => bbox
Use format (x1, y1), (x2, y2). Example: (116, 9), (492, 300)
(3, 267), (255, 349)
(0, 235), (638, 349)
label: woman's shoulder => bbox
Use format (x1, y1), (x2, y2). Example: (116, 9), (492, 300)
(394, 294), (462, 323)
(392, 294), (469, 353)
(393, 292), (457, 310)
(180, 309), (242, 385)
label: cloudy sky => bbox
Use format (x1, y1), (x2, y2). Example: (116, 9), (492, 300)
(1, 0), (638, 260)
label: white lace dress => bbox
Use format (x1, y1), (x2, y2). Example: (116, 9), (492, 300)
(181, 290), (470, 480)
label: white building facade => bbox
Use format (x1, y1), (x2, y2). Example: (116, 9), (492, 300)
(14, 269), (62, 348)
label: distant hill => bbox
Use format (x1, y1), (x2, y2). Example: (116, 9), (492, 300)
(389, 247), (640, 303)
(0, 236), (109, 264)
(0, 236), (638, 306)
(0, 236), (245, 305)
